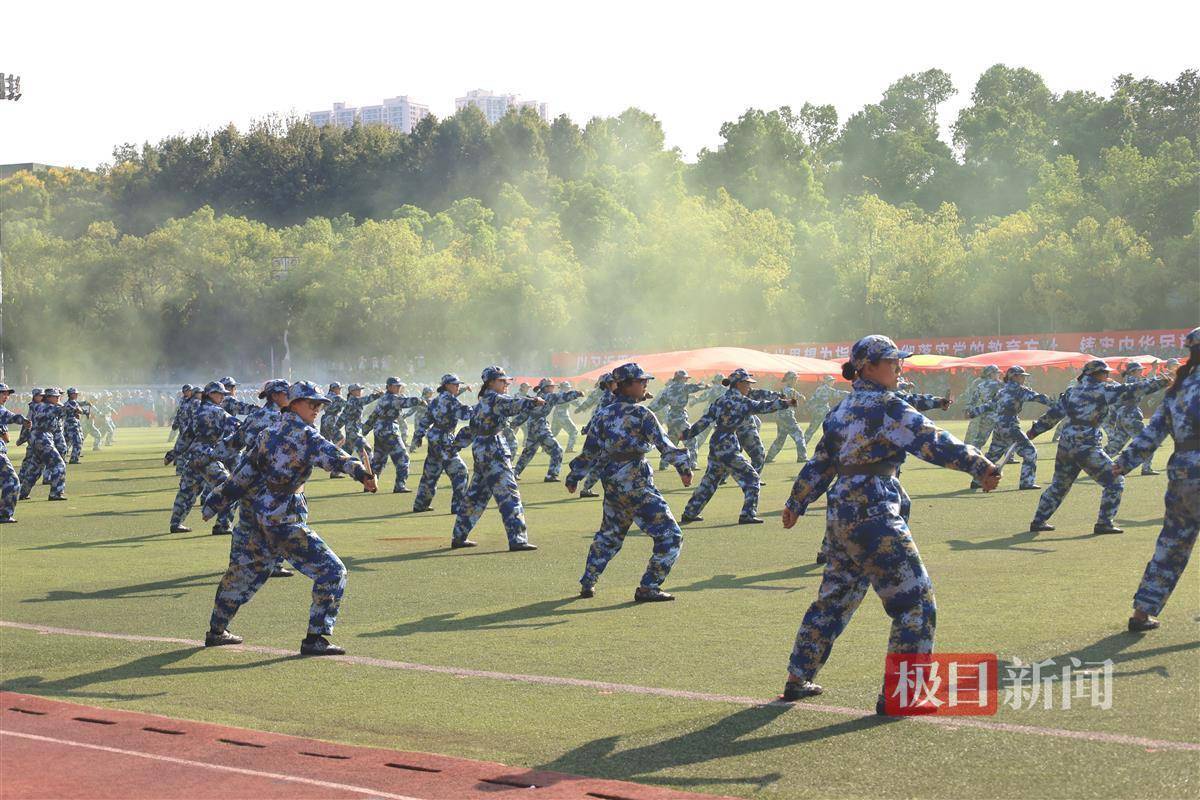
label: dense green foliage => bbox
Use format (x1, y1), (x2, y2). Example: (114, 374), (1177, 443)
(2, 65), (1197, 380)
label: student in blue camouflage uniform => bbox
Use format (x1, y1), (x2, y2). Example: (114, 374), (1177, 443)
(448, 366), (544, 551)
(679, 368), (795, 525)
(201, 381), (376, 655)
(15, 389), (43, 495)
(217, 379), (294, 578)
(567, 363), (693, 602)
(411, 375), (473, 514)
(648, 370), (708, 470)
(367, 377), (426, 493)
(62, 388), (89, 464)
(0, 384), (27, 522)
(400, 385), (434, 448)
(737, 388), (780, 475)
(98, 394), (117, 445)
(689, 374), (725, 451)
(973, 366), (1052, 490)
(20, 387), (69, 501)
(169, 382), (240, 534)
(1116, 328), (1200, 632)
(779, 335), (999, 707)
(963, 365), (1003, 449)
(765, 372), (808, 465)
(804, 376), (847, 443)
(49, 389), (69, 472)
(219, 377), (259, 417)
(1104, 362), (1167, 476)
(168, 385), (192, 442)
(576, 373), (617, 499)
(15, 389), (39, 450)
(1026, 359), (1170, 535)
(514, 378), (584, 482)
(1051, 378), (1077, 442)
(551, 381), (581, 452)
(320, 382), (347, 446)
(338, 383), (382, 456)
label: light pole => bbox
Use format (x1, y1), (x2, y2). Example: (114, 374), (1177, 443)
(271, 257), (298, 378)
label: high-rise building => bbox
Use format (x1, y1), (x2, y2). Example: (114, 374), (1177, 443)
(308, 96), (430, 134)
(454, 89), (548, 125)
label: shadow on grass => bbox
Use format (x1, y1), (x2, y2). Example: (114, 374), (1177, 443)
(1018, 632), (1200, 681)
(340, 546), (508, 574)
(524, 704), (893, 791)
(1, 648), (297, 702)
(946, 528), (1102, 554)
(21, 530), (206, 551)
(673, 563), (824, 594)
(362, 596), (631, 638)
(20, 571), (224, 603)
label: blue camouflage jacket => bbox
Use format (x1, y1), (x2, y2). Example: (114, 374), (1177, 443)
(1116, 370), (1199, 480)
(567, 395), (691, 485)
(681, 387), (790, 458)
(412, 391), (473, 448)
(1029, 374), (1169, 448)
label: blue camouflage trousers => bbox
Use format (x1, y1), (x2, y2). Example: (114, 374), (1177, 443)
(789, 512), (936, 681)
(1133, 478), (1199, 617)
(684, 452), (761, 519)
(452, 440), (529, 547)
(21, 438), (65, 498)
(804, 410), (829, 443)
(343, 424), (367, 456)
(766, 418), (807, 463)
(738, 427), (767, 473)
(659, 417), (697, 471)
(0, 451), (20, 520)
(370, 430), (411, 491)
(551, 416), (579, 451)
(211, 516), (346, 635)
(984, 420), (1039, 488)
(1031, 444), (1124, 527)
(515, 430), (565, 479)
(66, 427), (84, 462)
(171, 459), (230, 528)
(581, 461), (682, 590)
(965, 413), (996, 450)
(1104, 412), (1158, 474)
(412, 443), (468, 513)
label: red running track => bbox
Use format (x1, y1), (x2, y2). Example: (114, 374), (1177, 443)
(0, 692), (730, 800)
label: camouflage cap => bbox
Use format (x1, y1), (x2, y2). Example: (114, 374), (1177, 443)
(1122, 361), (1145, 374)
(1186, 327), (1200, 348)
(348, 382), (365, 392)
(1081, 359), (1112, 377)
(202, 380), (229, 396)
(259, 378), (290, 399)
(982, 365), (1001, 376)
(596, 372), (613, 387)
(386, 376), (404, 387)
(1005, 365), (1029, 378)
(30, 388), (44, 396)
(288, 381), (330, 404)
(535, 377), (554, 391)
(612, 363), (655, 382)
(67, 387), (78, 395)
(220, 376), (237, 388)
(328, 381), (342, 390)
(782, 371), (797, 380)
(851, 335), (912, 367)
(421, 386), (434, 396)
(0, 383), (10, 393)
(181, 384), (193, 393)
(440, 373), (462, 386)
(821, 375), (834, 382)
(726, 368), (758, 385)
(43, 387), (62, 397)
(1165, 358), (1181, 367)
(672, 369), (689, 380)
(558, 380), (572, 389)
(481, 366), (508, 384)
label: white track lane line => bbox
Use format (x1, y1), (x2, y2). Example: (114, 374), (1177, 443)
(2, 620), (1197, 752)
(0, 730), (425, 800)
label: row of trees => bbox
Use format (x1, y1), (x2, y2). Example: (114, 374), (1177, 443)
(2, 65), (1196, 381)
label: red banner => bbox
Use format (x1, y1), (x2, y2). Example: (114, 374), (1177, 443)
(551, 329), (1191, 373)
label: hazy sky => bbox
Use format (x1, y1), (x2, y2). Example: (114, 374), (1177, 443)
(3, 1), (1196, 168)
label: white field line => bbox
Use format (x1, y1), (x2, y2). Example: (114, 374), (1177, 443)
(0, 730), (424, 800)
(2, 620), (1197, 753)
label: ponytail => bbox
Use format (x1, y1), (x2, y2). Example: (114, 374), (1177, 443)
(841, 361), (857, 381)
(1168, 346), (1200, 396)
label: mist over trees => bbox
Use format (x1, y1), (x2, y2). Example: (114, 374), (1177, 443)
(2, 65), (1197, 381)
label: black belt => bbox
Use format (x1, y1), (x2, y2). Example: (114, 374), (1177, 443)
(1176, 437), (1200, 452)
(607, 450), (646, 463)
(836, 463), (898, 477)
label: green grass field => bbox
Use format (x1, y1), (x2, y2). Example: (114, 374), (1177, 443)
(1, 424), (1197, 799)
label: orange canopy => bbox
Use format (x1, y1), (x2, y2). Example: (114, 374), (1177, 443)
(901, 354), (965, 372)
(569, 347), (845, 385)
(956, 349), (1094, 371)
